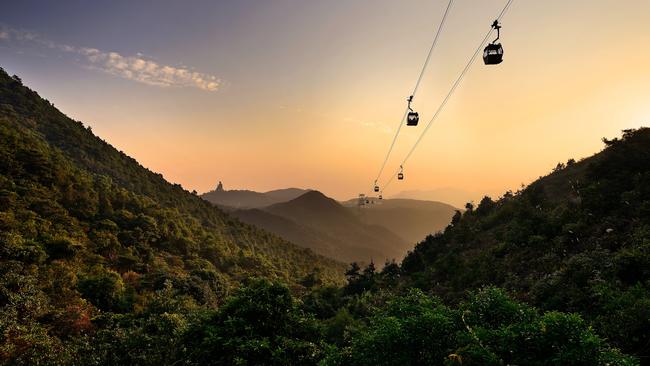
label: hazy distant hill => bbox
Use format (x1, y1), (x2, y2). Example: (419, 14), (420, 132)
(392, 188), (503, 208)
(233, 191), (412, 263)
(342, 198), (458, 244)
(202, 186), (310, 209)
(232, 208), (344, 261)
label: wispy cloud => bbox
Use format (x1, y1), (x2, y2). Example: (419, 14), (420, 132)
(0, 26), (221, 92)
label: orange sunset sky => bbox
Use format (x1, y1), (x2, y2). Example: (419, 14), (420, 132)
(2, 0), (649, 204)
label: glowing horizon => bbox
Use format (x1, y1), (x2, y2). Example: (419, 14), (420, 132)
(2, 0), (649, 203)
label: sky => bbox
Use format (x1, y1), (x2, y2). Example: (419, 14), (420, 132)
(1, 0), (649, 203)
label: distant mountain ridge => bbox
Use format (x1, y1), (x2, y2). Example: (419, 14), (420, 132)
(203, 187), (460, 263)
(267, 191), (354, 227)
(342, 198), (458, 244)
(391, 188), (505, 208)
(233, 208), (345, 261)
(202, 185), (311, 209)
(232, 191), (414, 263)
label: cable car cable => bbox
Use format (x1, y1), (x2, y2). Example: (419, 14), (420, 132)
(379, 0), (515, 195)
(411, 0), (455, 97)
(371, 0), (455, 193)
(381, 0), (514, 194)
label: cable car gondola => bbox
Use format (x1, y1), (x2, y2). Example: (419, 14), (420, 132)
(378, 194), (383, 200)
(374, 182), (380, 192)
(483, 20), (503, 65)
(406, 95), (419, 126)
(398, 165), (404, 180)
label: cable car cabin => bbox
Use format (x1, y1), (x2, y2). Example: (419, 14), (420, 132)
(407, 112), (419, 126)
(378, 194), (383, 200)
(398, 172), (404, 180)
(483, 43), (503, 65)
(374, 185), (380, 192)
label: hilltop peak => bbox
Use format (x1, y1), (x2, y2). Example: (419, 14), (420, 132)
(201, 185), (311, 209)
(293, 190), (329, 201)
(277, 190), (341, 211)
(267, 190), (353, 225)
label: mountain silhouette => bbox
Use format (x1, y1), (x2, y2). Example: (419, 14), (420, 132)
(267, 191), (353, 225)
(202, 186), (311, 209)
(233, 208), (344, 260)
(341, 198), (458, 243)
(233, 190), (412, 263)
(391, 188), (504, 209)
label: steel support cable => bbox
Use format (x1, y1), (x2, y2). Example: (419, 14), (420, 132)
(371, 0), (455, 192)
(380, 0), (515, 195)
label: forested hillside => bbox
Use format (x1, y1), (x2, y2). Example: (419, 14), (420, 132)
(399, 128), (650, 361)
(202, 186), (310, 209)
(0, 68), (642, 365)
(0, 68), (344, 363)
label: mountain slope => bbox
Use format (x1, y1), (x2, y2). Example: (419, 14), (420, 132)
(267, 191), (353, 227)
(232, 208), (344, 261)
(399, 128), (650, 360)
(246, 191), (411, 263)
(201, 186), (310, 209)
(391, 188), (480, 208)
(341, 198), (458, 243)
(0, 68), (346, 349)
(265, 188), (312, 202)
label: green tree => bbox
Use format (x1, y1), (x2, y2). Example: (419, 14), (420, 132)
(181, 279), (323, 365)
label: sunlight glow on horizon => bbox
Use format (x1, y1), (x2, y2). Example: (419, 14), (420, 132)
(2, 0), (649, 203)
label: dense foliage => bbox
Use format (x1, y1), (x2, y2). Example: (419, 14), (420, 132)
(3, 274), (636, 365)
(0, 67), (644, 365)
(0, 68), (344, 363)
(400, 128), (650, 361)
(322, 286), (635, 366)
